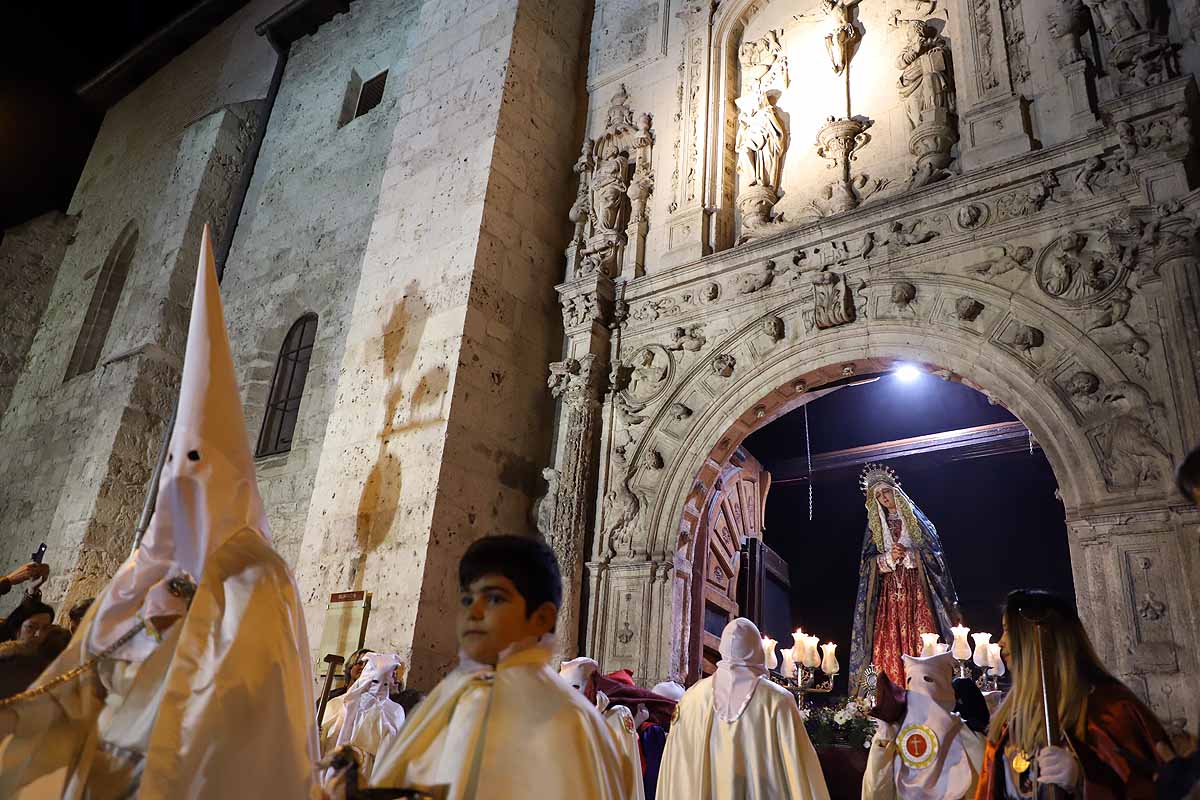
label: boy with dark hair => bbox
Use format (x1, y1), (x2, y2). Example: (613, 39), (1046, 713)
(371, 534), (632, 798)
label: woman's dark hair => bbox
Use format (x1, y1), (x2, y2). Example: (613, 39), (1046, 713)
(39, 626), (71, 660)
(25, 601), (54, 622)
(458, 534), (562, 616)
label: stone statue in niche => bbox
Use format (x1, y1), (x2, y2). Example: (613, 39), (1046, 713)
(565, 85), (654, 280)
(736, 30), (789, 237)
(1080, 0), (1179, 89)
(794, 0), (865, 75)
(1049, 0), (1093, 66)
(893, 17), (958, 188)
(590, 149), (632, 242)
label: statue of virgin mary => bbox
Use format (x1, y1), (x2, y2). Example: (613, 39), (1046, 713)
(849, 464), (961, 695)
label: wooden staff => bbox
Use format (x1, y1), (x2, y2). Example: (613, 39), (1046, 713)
(316, 653), (345, 727)
(1029, 612), (1068, 800)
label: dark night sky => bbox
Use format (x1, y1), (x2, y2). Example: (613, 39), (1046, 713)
(1, 2), (206, 229)
(744, 372), (1075, 692)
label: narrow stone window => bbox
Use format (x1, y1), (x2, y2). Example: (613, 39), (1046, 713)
(354, 70), (387, 119)
(256, 313), (318, 457)
(64, 222), (138, 381)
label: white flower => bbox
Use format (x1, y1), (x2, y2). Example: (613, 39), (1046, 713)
(800, 707), (812, 721)
(833, 710), (849, 725)
(863, 737), (873, 749)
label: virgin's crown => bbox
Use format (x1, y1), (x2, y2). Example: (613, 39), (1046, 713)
(859, 462), (900, 496)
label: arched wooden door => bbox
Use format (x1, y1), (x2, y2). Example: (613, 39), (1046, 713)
(688, 447), (773, 679)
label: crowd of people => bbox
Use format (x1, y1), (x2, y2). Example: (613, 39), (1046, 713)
(0, 229), (1198, 798)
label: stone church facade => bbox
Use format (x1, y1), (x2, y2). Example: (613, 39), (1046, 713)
(2, 0), (1200, 727)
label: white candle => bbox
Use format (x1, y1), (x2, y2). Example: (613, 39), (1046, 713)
(804, 635), (822, 668)
(950, 625), (972, 660)
(920, 633), (941, 657)
(972, 632), (992, 668)
(820, 642), (839, 675)
(987, 643), (1006, 677)
(780, 647), (795, 679)
(762, 636), (779, 670)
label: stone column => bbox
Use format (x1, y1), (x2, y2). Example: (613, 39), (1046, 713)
(663, 1), (715, 267)
(1152, 215), (1200, 449)
(545, 352), (607, 660)
(956, 0), (1035, 170)
(542, 273), (616, 661)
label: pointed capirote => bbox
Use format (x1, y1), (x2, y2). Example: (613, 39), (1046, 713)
(88, 223), (268, 660)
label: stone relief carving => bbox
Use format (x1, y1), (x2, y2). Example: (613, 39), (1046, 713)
(547, 358), (582, 398)
(955, 296), (985, 321)
(1116, 109), (1194, 163)
(604, 478), (642, 559)
(561, 292), (603, 328)
(668, 324), (707, 352)
(795, 0), (867, 75)
(1005, 321), (1045, 357)
(533, 467), (559, 539)
(799, 264), (857, 330)
(1081, 0), (1178, 90)
(883, 218), (940, 255)
(736, 259), (780, 294)
(1068, 375), (1171, 490)
(1138, 591), (1167, 621)
(890, 281), (917, 313)
(736, 30), (789, 236)
(970, 0), (1001, 91)
(567, 85), (655, 279)
(668, 402), (693, 422)
(956, 203), (987, 230)
(642, 449), (665, 471)
(628, 282), (721, 323)
(969, 244), (1034, 278)
(812, 118), (889, 215)
(762, 315), (786, 342)
(1001, 0), (1032, 86)
(624, 345), (674, 405)
(1096, 381), (1171, 489)
(1049, 0), (1093, 66)
(892, 16), (958, 188)
(711, 353), (737, 378)
(993, 171), (1060, 222)
(1035, 230), (1124, 306)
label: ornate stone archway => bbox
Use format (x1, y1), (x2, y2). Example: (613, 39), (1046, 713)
(543, 0), (1200, 732)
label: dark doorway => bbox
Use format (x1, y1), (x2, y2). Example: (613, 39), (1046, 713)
(742, 369), (1074, 694)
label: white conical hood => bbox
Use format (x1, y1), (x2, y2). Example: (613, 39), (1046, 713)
(89, 224), (269, 660)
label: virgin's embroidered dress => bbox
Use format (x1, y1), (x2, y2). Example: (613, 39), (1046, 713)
(849, 465), (961, 695)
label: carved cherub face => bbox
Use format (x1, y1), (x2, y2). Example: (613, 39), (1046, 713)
(891, 282), (916, 307)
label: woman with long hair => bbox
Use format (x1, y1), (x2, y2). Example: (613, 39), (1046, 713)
(976, 589), (1176, 798)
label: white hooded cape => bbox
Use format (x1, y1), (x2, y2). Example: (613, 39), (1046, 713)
(370, 639), (633, 799)
(0, 226), (319, 799)
(324, 652), (406, 783)
(656, 618), (831, 800)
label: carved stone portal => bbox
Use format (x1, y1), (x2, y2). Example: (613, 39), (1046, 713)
(566, 85), (655, 280)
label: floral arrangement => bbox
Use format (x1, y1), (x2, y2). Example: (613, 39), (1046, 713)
(802, 696), (878, 750)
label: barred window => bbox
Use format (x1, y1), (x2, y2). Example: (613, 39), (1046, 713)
(256, 314), (318, 457)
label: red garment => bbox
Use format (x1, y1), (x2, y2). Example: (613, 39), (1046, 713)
(872, 562), (937, 684)
(974, 680), (1171, 800)
(585, 672), (676, 729)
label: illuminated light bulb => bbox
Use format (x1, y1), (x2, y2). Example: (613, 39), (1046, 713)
(894, 364), (922, 382)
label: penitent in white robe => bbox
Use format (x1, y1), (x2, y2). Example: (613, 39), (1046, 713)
(596, 691), (646, 800)
(0, 225), (318, 799)
(370, 640), (633, 799)
(656, 676), (831, 800)
(0, 530), (318, 800)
